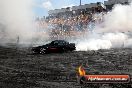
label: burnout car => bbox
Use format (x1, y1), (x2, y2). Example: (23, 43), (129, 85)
(32, 40), (76, 54)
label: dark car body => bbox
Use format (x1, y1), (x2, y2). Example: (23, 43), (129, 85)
(32, 40), (76, 54)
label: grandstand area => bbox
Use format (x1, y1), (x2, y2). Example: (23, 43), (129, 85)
(35, 0), (132, 40)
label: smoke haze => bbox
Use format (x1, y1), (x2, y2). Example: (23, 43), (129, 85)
(0, 0), (35, 44)
(0, 0), (132, 50)
(95, 4), (132, 33)
(76, 3), (132, 51)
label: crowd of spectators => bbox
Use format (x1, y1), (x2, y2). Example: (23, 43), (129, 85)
(36, 10), (106, 40)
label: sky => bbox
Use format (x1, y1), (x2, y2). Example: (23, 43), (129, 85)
(33, 0), (107, 17)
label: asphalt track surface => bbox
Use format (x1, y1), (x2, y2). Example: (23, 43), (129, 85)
(0, 46), (132, 88)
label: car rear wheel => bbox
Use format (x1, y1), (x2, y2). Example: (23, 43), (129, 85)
(40, 48), (46, 54)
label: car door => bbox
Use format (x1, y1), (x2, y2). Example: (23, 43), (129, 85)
(57, 41), (67, 51)
(48, 41), (59, 52)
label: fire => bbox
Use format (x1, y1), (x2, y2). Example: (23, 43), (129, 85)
(78, 66), (86, 76)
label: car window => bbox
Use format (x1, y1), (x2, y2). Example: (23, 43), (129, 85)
(58, 41), (69, 45)
(58, 41), (64, 45)
(54, 41), (58, 45)
(51, 40), (69, 45)
(50, 41), (54, 45)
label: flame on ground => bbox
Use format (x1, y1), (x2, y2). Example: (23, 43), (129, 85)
(78, 66), (86, 76)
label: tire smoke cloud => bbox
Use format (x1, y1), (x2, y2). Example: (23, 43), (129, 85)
(0, 0), (36, 45)
(76, 3), (132, 51)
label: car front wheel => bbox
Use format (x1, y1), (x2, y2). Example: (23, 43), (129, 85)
(40, 48), (46, 54)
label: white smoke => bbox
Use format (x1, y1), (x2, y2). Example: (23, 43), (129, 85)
(95, 4), (132, 33)
(76, 3), (132, 51)
(0, 0), (35, 44)
(76, 39), (112, 51)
